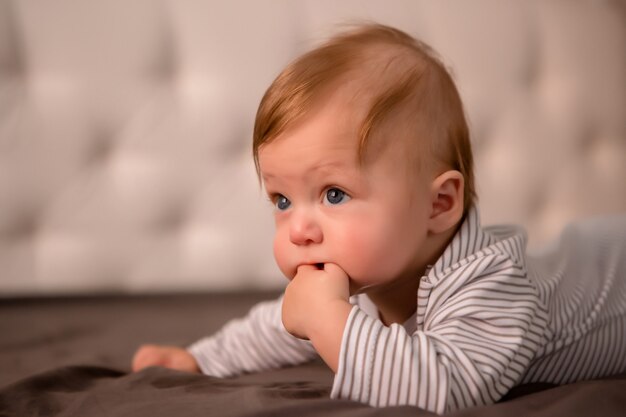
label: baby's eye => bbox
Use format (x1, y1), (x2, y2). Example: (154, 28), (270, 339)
(274, 194), (291, 211)
(324, 188), (351, 205)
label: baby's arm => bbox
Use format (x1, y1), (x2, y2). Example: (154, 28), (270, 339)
(131, 296), (318, 377)
(187, 296), (318, 377)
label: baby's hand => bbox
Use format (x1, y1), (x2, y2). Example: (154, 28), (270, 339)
(282, 263), (351, 340)
(132, 344), (200, 373)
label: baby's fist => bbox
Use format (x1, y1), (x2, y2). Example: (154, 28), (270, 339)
(132, 344), (200, 373)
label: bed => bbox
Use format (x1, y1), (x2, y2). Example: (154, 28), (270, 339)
(2, 292), (625, 417)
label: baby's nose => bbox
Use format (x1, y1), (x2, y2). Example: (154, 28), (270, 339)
(289, 210), (323, 245)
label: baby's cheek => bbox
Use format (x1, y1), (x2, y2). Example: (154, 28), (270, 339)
(337, 229), (381, 274)
(273, 236), (293, 280)
(340, 227), (404, 281)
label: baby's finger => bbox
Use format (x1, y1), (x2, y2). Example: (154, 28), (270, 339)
(322, 263), (349, 279)
(132, 345), (164, 372)
(296, 264), (320, 274)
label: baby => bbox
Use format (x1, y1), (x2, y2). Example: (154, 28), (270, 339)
(132, 23), (626, 413)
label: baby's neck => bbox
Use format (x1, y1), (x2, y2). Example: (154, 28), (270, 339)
(367, 277), (420, 326)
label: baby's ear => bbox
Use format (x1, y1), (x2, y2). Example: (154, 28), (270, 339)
(428, 170), (464, 234)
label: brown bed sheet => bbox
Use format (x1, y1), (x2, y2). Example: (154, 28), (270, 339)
(1, 293), (625, 416)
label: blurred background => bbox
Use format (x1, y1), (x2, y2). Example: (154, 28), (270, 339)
(0, 0), (624, 295)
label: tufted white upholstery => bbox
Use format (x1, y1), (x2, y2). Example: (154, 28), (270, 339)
(0, 0), (625, 295)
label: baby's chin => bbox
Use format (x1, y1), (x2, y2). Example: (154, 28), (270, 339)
(350, 281), (376, 296)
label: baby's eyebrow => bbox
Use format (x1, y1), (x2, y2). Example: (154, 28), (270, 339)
(261, 160), (352, 183)
(261, 172), (276, 182)
(311, 161), (350, 173)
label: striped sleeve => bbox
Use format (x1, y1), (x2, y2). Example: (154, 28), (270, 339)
(187, 296), (318, 377)
(331, 253), (546, 414)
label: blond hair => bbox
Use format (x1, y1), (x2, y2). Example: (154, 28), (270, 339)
(253, 23), (476, 212)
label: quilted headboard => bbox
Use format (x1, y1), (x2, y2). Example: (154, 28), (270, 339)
(1, 0), (625, 294)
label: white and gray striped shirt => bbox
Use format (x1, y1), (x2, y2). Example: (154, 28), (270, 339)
(189, 207), (626, 414)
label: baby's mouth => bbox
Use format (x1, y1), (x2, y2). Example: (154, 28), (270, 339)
(291, 262), (325, 277)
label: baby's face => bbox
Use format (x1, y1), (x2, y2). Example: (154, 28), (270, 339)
(258, 92), (434, 295)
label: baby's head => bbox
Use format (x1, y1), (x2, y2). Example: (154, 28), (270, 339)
(253, 23), (475, 293)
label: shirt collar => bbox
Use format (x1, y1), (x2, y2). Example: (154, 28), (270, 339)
(429, 205), (488, 278)
(426, 205), (527, 283)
